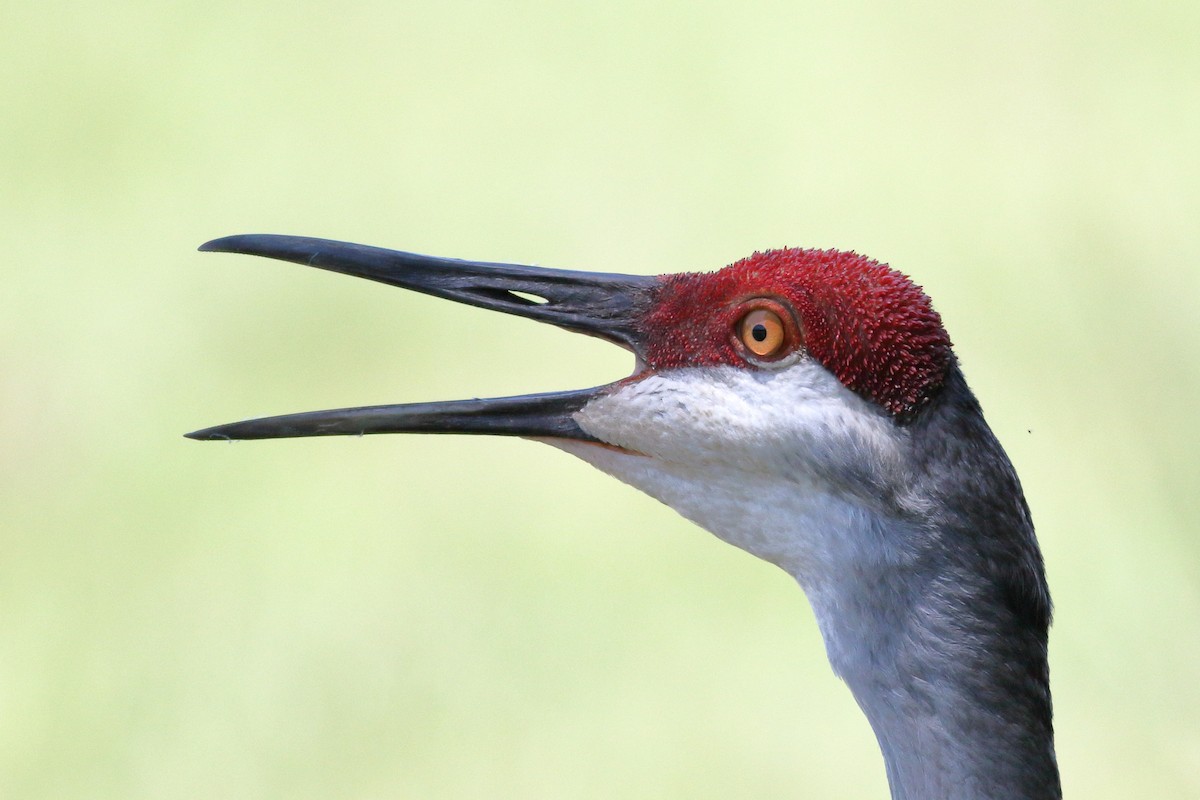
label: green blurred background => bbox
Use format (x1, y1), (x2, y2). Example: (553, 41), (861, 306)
(3, 2), (1198, 797)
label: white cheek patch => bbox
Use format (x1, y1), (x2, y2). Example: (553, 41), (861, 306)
(577, 364), (907, 482)
(551, 363), (918, 578)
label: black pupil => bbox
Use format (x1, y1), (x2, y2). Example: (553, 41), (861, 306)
(751, 323), (768, 342)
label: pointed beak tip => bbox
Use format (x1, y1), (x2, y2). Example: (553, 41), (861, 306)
(184, 425), (233, 441)
(198, 235), (253, 254)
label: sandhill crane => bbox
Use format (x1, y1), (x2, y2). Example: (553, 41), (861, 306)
(189, 234), (1060, 800)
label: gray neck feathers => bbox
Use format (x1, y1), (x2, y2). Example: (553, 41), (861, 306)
(805, 367), (1060, 800)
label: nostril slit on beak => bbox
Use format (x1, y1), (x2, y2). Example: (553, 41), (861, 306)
(467, 287), (550, 307)
(508, 291), (549, 305)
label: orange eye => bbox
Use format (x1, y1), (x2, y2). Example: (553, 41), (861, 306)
(738, 308), (787, 358)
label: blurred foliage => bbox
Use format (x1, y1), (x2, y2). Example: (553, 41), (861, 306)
(2, 1), (1198, 797)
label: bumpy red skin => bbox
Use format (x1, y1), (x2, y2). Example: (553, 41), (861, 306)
(638, 249), (954, 422)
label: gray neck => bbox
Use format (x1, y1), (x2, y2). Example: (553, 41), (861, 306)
(805, 366), (1061, 799)
(564, 361), (1060, 797)
(806, 564), (1060, 800)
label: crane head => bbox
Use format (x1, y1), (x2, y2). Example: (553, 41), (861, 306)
(188, 235), (957, 571)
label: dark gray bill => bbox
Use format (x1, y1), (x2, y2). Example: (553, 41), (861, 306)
(198, 234), (655, 349)
(187, 235), (656, 442)
(185, 388), (602, 441)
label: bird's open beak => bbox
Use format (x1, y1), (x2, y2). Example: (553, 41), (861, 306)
(185, 235), (656, 442)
